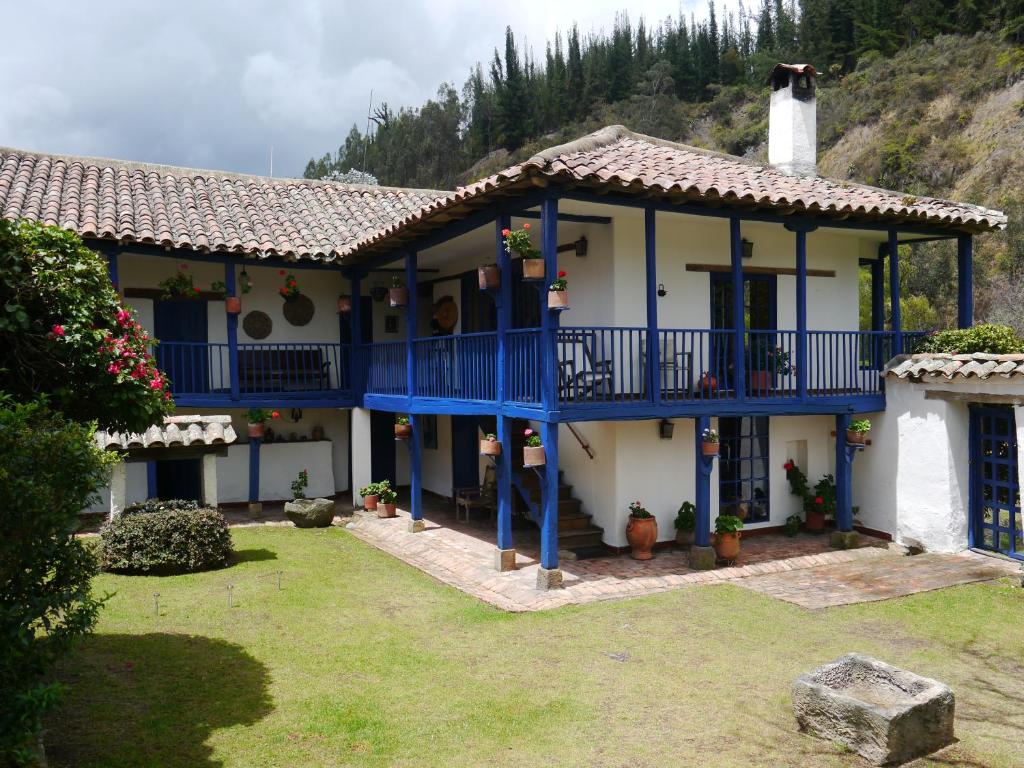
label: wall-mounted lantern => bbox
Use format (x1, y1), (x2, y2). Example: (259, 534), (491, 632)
(574, 236), (588, 257)
(337, 295), (352, 314)
(239, 268), (253, 294)
(657, 283), (668, 297)
(658, 419), (675, 440)
(742, 238), (754, 259)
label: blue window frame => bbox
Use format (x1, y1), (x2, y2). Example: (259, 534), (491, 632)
(971, 406), (1022, 559)
(718, 415), (770, 523)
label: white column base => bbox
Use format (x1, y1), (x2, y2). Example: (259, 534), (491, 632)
(201, 453), (218, 508)
(109, 461), (127, 519)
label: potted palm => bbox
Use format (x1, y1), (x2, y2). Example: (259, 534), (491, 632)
(478, 263), (500, 290)
(522, 428), (545, 466)
(701, 427), (720, 457)
(503, 224), (544, 280)
(712, 514), (744, 561)
(674, 501), (696, 547)
(395, 416), (412, 439)
(480, 433), (501, 456)
(548, 271), (568, 309)
(626, 501), (658, 560)
(389, 276), (408, 308)
(847, 418), (871, 445)
(246, 407), (279, 439)
(378, 485), (398, 518)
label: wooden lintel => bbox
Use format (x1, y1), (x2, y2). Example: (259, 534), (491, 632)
(685, 263), (836, 278)
(923, 390), (1024, 406)
(124, 288), (225, 301)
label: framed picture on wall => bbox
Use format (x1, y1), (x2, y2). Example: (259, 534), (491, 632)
(423, 415), (438, 450)
(384, 315), (399, 334)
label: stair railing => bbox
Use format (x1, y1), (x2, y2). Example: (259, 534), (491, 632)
(566, 423), (594, 460)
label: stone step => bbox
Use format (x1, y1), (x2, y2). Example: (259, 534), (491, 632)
(558, 526), (605, 550)
(558, 511), (593, 531)
(526, 485), (575, 502)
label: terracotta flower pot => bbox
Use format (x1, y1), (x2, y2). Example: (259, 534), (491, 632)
(699, 374), (718, 393)
(522, 259), (545, 280)
(389, 287), (408, 308)
(548, 290), (568, 309)
(846, 429), (868, 445)
(626, 515), (658, 560)
(395, 423), (412, 439)
(337, 295), (352, 313)
(480, 439), (502, 456)
(478, 265), (500, 291)
(702, 441), (719, 457)
(713, 531), (741, 561)
(247, 422), (265, 439)
(225, 296), (242, 314)
(749, 370), (772, 394)
(675, 528), (694, 548)
(363, 493), (379, 511)
(523, 445), (546, 467)
(805, 510), (826, 532)
(378, 503), (397, 518)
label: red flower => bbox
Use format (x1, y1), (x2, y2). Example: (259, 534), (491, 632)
(279, 287), (287, 295)
(279, 269), (286, 275)
(193, 286), (201, 293)
(783, 461), (794, 471)
(557, 270), (566, 278)
(524, 428), (533, 437)
(51, 324), (65, 337)
(522, 222), (530, 230)
(501, 228), (511, 237)
(179, 263), (188, 270)
(814, 496), (823, 505)
(271, 410), (280, 419)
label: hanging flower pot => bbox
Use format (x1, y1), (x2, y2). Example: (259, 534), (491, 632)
(225, 296), (242, 314)
(846, 418), (871, 445)
(522, 428), (545, 466)
(626, 502), (658, 560)
(337, 295), (352, 314)
(278, 271), (301, 303)
(480, 434), (502, 456)
(522, 259), (545, 280)
(394, 417), (412, 439)
(548, 271), (568, 309)
(701, 427), (719, 457)
(246, 408), (279, 439)
(389, 286), (408, 308)
(478, 265), (500, 291)
(247, 422), (265, 439)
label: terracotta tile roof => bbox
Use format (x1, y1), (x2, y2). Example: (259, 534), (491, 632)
(95, 414), (238, 452)
(0, 147), (444, 262)
(885, 353), (1024, 381)
(348, 125), (1007, 255)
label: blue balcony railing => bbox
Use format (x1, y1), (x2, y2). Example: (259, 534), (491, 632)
(414, 332), (497, 401)
(365, 340), (406, 396)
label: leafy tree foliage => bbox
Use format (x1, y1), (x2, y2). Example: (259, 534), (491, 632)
(0, 220), (173, 433)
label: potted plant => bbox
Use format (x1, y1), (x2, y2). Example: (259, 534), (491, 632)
(847, 418), (871, 445)
(246, 407), (279, 439)
(784, 513), (802, 537)
(747, 337), (793, 395)
(522, 428), (545, 466)
(701, 427), (719, 457)
(378, 485), (398, 518)
(337, 294), (352, 314)
(389, 275), (408, 308)
(480, 432), (501, 456)
(360, 481), (381, 511)
(290, 468), (309, 499)
(503, 224), (544, 280)
(225, 295), (242, 314)
(478, 263), (500, 290)
(626, 501), (658, 560)
(674, 501), (696, 547)
(712, 514), (744, 561)
(158, 264), (200, 300)
(699, 372), (718, 394)
(548, 271), (568, 309)
(785, 461), (836, 532)
(395, 415), (412, 439)
(278, 271), (300, 302)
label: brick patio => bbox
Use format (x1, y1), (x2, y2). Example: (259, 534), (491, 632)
(341, 496), (1016, 611)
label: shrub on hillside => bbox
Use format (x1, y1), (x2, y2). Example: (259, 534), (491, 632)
(100, 503), (233, 575)
(0, 401), (115, 764)
(913, 323), (1024, 355)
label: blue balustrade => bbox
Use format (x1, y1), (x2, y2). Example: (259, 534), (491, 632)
(413, 332), (497, 401)
(365, 340), (408, 396)
(507, 329), (542, 406)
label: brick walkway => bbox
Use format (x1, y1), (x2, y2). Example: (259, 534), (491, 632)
(342, 500), (1019, 611)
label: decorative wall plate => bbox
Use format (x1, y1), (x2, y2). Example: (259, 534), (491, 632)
(434, 295), (458, 332)
(283, 294), (315, 326)
(242, 310), (272, 339)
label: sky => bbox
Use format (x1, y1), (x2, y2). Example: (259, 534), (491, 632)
(0, 0), (724, 177)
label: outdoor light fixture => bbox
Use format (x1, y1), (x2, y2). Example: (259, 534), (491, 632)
(239, 268), (252, 293)
(659, 419), (675, 440)
(742, 238), (754, 259)
(337, 294), (352, 314)
(574, 236), (588, 257)
(657, 283), (668, 297)
(370, 285), (388, 303)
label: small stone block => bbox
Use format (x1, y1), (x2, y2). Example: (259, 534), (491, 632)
(407, 519), (425, 533)
(247, 502), (263, 519)
(494, 548), (516, 572)
(830, 530), (860, 550)
(793, 653), (954, 766)
(536, 567), (563, 590)
(688, 545), (717, 570)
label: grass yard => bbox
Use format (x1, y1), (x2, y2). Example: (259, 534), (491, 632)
(47, 526), (1024, 768)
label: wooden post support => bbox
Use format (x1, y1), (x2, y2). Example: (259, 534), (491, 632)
(146, 461), (158, 500)
(405, 251), (418, 402)
(539, 421), (560, 573)
(225, 263), (240, 401)
(795, 228), (808, 401)
(408, 413), (423, 531)
(871, 257), (885, 367)
(496, 213), (511, 405)
(495, 414), (515, 570)
(888, 230), (903, 354)
(645, 207), (661, 405)
(106, 250), (119, 292)
(957, 234), (974, 329)
(248, 436), (261, 505)
(835, 413), (854, 533)
(350, 272), (363, 399)
(694, 415), (713, 548)
(729, 217), (746, 401)
(541, 197), (560, 412)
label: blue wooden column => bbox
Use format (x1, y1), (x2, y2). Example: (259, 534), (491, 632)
(349, 271), (363, 400)
(694, 415), (713, 548)
(405, 252), (418, 400)
(870, 256), (885, 367)
(644, 207), (661, 404)
(146, 461), (158, 499)
(539, 420), (560, 573)
(409, 414), (423, 527)
(957, 234), (974, 329)
(888, 231), (903, 354)
(729, 217), (746, 400)
(106, 250), (119, 292)
(540, 197), (560, 412)
(248, 435), (261, 505)
(834, 413), (854, 533)
(225, 263), (240, 400)
(495, 215), (515, 567)
(794, 228), (808, 401)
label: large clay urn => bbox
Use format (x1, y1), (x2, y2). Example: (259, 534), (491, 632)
(713, 531), (741, 561)
(626, 515), (658, 560)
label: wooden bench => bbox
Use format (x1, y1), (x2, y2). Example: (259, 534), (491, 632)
(238, 348), (331, 392)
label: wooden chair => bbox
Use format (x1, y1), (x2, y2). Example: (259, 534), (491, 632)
(557, 330), (614, 402)
(453, 464), (497, 524)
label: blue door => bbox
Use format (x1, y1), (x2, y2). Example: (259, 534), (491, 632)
(154, 299), (210, 394)
(971, 406), (1022, 559)
(709, 273), (777, 394)
(451, 416), (480, 491)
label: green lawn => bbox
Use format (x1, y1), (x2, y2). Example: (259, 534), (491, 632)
(48, 527), (1024, 768)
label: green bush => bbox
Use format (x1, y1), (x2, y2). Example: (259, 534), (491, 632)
(100, 503), (233, 575)
(0, 401), (115, 764)
(914, 324), (1024, 355)
(122, 498), (201, 516)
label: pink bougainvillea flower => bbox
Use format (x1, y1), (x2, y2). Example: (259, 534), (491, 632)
(814, 496), (824, 505)
(51, 324), (65, 337)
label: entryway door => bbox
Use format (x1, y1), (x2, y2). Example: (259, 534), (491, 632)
(154, 299), (209, 393)
(970, 406), (1022, 559)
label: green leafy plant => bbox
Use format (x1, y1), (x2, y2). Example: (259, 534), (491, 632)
(748, 336), (794, 373)
(714, 514), (744, 534)
(0, 401), (116, 764)
(524, 428), (542, 447)
(674, 501), (696, 531)
(100, 503), (233, 575)
(483, 432), (497, 441)
(701, 427), (719, 443)
(849, 418), (872, 434)
(628, 500), (652, 519)
(914, 324), (1024, 355)
(123, 498), (200, 516)
(210, 280), (227, 298)
(379, 486), (398, 504)
(395, 416), (410, 425)
(549, 270), (568, 291)
(246, 407), (279, 424)
(158, 264), (199, 299)
(501, 223), (541, 259)
(291, 469), (309, 500)
(361, 479), (392, 497)
(278, 270), (300, 299)
(784, 514), (802, 536)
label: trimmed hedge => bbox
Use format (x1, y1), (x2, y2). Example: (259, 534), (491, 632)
(914, 324), (1024, 355)
(100, 502), (233, 575)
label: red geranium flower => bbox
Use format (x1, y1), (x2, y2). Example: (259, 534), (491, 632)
(279, 269), (286, 275)
(783, 461), (794, 471)
(51, 324), (65, 337)
(193, 286), (201, 293)
(271, 410), (280, 419)
(558, 270), (566, 278)
(814, 496), (824, 505)
(523, 222), (530, 229)
(501, 228), (511, 237)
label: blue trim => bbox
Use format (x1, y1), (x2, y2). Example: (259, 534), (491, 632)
(91, 240), (347, 272)
(514, 211), (612, 225)
(795, 230), (808, 401)
(729, 217), (746, 403)
(107, 250), (119, 290)
(967, 405), (979, 551)
(225, 263), (240, 400)
(409, 413), (423, 521)
(540, 196), (560, 410)
(146, 460), (158, 499)
(834, 414), (855, 532)
(957, 234), (973, 329)
(969, 406), (1022, 559)
(540, 421), (559, 570)
(175, 394), (354, 409)
(350, 274), (363, 397)
(248, 437), (261, 503)
(888, 231), (903, 354)
(870, 257), (885, 368)
(644, 207), (660, 405)
(496, 414), (513, 551)
(694, 415), (713, 548)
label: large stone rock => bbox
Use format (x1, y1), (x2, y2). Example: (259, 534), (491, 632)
(284, 498), (336, 528)
(793, 653), (954, 765)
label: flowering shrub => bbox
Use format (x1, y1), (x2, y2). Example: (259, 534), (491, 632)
(523, 428), (542, 447)
(502, 223), (541, 259)
(0, 219), (172, 432)
(549, 270), (568, 291)
(628, 500), (653, 519)
(914, 323), (1024, 355)
(784, 461), (836, 518)
(279, 270), (300, 299)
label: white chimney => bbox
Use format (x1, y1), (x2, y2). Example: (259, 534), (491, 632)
(767, 63), (818, 177)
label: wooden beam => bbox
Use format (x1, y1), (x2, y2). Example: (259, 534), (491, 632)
(924, 390), (1024, 406)
(685, 263), (836, 278)
(124, 287), (225, 301)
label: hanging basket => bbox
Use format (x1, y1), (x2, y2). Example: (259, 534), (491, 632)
(480, 439), (502, 456)
(548, 290), (569, 309)
(395, 423), (412, 439)
(701, 441), (719, 457)
(523, 445), (546, 467)
(389, 287), (409, 308)
(522, 259), (545, 280)
(225, 296), (242, 314)
(846, 429), (868, 445)
(247, 422), (265, 439)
